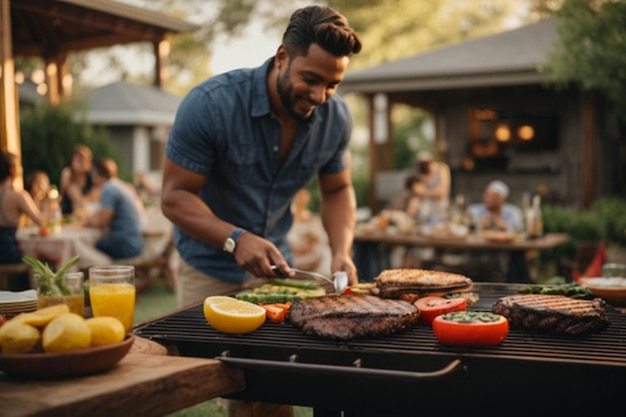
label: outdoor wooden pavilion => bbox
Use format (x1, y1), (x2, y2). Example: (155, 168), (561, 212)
(340, 18), (618, 212)
(0, 0), (197, 174)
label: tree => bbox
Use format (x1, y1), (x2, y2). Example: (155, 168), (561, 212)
(545, 0), (626, 122)
(19, 103), (124, 187)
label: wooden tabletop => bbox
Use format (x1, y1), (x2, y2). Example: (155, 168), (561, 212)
(0, 352), (245, 417)
(354, 230), (570, 251)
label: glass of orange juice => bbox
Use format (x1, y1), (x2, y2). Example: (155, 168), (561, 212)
(88, 265), (135, 332)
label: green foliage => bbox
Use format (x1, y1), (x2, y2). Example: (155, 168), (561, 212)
(542, 197), (626, 264)
(19, 102), (123, 186)
(545, 0), (626, 121)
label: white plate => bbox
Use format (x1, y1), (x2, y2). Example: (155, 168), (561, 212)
(0, 289), (37, 303)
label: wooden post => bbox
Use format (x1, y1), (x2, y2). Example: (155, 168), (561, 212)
(154, 39), (170, 88)
(580, 91), (597, 209)
(0, 0), (19, 154)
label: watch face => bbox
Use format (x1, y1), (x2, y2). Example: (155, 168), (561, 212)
(224, 238), (236, 253)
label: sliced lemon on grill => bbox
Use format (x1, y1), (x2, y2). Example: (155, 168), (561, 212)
(203, 296), (266, 334)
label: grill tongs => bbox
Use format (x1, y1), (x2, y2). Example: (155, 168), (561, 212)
(271, 265), (348, 294)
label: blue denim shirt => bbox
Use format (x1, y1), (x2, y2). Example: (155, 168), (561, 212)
(166, 57), (353, 283)
(468, 203), (523, 232)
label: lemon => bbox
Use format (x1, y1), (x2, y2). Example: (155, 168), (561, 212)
(203, 296), (266, 334)
(42, 313), (92, 353)
(86, 317), (126, 347)
(0, 320), (41, 354)
(17, 304), (70, 328)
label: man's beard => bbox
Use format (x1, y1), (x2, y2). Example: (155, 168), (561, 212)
(276, 67), (312, 121)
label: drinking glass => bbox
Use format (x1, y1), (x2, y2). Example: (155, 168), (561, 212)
(602, 263), (626, 278)
(88, 265), (135, 332)
(37, 271), (85, 317)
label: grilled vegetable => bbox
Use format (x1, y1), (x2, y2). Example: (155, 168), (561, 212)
(432, 311), (509, 346)
(517, 283), (595, 299)
(269, 278), (319, 290)
(414, 296), (467, 326)
(235, 292), (300, 304)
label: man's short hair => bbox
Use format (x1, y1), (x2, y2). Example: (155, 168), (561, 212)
(94, 158), (118, 180)
(282, 5), (362, 58)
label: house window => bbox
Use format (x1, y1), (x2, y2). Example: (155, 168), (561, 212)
(464, 108), (559, 171)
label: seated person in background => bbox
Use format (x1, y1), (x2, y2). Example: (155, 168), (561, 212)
(411, 151), (451, 224)
(0, 151), (42, 288)
(468, 180), (522, 233)
(60, 144), (99, 218)
(467, 180), (528, 283)
(84, 158), (143, 259)
(388, 174), (421, 219)
(22, 170), (50, 227)
(24, 171), (50, 211)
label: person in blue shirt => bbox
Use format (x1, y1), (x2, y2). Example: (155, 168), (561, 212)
(468, 180), (522, 233)
(161, 5), (362, 308)
(467, 180), (529, 282)
(84, 158), (143, 260)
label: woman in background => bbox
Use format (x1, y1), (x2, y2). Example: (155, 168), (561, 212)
(0, 151), (42, 265)
(24, 170), (50, 211)
(59, 144), (99, 218)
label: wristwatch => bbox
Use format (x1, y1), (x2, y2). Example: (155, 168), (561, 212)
(223, 228), (247, 254)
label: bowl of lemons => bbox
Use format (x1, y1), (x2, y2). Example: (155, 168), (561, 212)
(0, 304), (134, 379)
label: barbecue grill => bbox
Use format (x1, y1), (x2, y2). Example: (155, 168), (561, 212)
(134, 283), (626, 417)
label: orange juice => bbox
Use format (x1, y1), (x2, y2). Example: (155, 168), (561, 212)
(89, 283), (136, 332)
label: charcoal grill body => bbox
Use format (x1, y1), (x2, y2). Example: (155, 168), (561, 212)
(134, 284), (626, 416)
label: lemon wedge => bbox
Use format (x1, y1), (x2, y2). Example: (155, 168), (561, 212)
(203, 296), (266, 334)
(0, 320), (41, 354)
(42, 313), (92, 353)
(16, 304), (71, 328)
(86, 317), (126, 346)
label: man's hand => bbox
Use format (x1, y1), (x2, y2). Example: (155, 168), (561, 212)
(330, 254), (358, 286)
(233, 232), (294, 279)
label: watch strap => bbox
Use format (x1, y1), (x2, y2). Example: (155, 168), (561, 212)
(230, 228), (247, 242)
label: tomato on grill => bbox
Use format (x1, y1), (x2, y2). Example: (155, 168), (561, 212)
(432, 311), (509, 346)
(414, 296), (467, 325)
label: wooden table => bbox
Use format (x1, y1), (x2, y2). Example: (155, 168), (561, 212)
(16, 225), (107, 270)
(353, 230), (570, 282)
(0, 350), (245, 417)
(354, 230), (570, 251)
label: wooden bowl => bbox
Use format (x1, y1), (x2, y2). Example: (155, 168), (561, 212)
(0, 334), (134, 379)
(580, 278), (626, 307)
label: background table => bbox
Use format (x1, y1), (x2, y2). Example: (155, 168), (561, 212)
(353, 230), (569, 282)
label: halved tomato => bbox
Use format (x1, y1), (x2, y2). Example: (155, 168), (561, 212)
(432, 311), (509, 346)
(414, 296), (467, 325)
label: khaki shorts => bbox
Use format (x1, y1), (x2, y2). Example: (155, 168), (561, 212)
(176, 257), (267, 307)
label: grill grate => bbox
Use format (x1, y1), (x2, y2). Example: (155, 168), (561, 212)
(134, 285), (626, 415)
(135, 288), (626, 367)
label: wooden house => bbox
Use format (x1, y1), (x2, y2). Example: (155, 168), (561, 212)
(340, 19), (621, 212)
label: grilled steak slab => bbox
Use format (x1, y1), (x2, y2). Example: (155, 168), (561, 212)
(288, 295), (420, 340)
(374, 269), (473, 298)
(492, 294), (609, 335)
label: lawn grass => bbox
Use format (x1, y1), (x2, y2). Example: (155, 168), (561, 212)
(134, 282), (313, 417)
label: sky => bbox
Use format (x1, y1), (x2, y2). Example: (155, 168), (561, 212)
(209, 21), (281, 75)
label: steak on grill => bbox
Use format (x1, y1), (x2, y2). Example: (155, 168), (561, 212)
(491, 294), (609, 335)
(288, 295), (420, 340)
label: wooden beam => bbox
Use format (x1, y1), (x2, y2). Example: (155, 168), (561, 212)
(154, 39), (170, 88)
(1, 0), (19, 153)
(580, 91), (597, 209)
